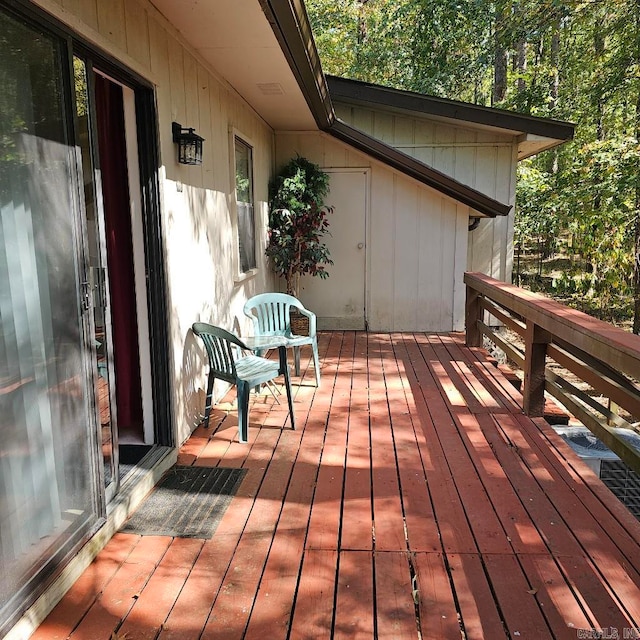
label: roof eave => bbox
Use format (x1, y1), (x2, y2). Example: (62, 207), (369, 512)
(261, 0), (512, 218)
(327, 75), (575, 143)
(259, 0), (334, 128)
(331, 121), (511, 218)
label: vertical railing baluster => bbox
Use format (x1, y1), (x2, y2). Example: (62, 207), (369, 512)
(523, 321), (551, 417)
(465, 285), (482, 347)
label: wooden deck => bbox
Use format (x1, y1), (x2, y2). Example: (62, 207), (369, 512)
(34, 332), (640, 640)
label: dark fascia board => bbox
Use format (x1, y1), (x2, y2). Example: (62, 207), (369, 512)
(331, 120), (511, 218)
(259, 0), (334, 128)
(327, 75), (575, 142)
(260, 0), (511, 217)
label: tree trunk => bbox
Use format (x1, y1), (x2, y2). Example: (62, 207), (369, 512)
(357, 0), (369, 45)
(493, 3), (508, 104)
(516, 40), (527, 94)
(633, 0), (640, 333)
(494, 44), (508, 104)
(549, 19), (560, 174)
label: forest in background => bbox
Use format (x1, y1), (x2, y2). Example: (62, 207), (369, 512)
(306, 0), (640, 331)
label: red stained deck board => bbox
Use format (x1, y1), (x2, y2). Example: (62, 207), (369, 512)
(514, 411), (640, 553)
(199, 428), (305, 638)
(436, 334), (513, 413)
(517, 553), (599, 638)
(244, 336), (344, 639)
(242, 412), (328, 640)
(396, 334), (479, 555)
(476, 412), (592, 558)
(458, 336), (527, 411)
(156, 534), (243, 640)
(334, 550), (375, 639)
(380, 334), (441, 552)
(374, 551), (418, 639)
(66, 536), (176, 640)
(368, 335), (407, 552)
(453, 411), (548, 555)
(495, 413), (640, 614)
(305, 333), (354, 551)
(115, 537), (204, 640)
(426, 335), (498, 414)
(33, 332), (640, 640)
(412, 336), (513, 555)
(156, 455), (273, 640)
(177, 416), (225, 466)
(483, 553), (552, 639)
(484, 410), (640, 626)
(31, 533), (142, 640)
(446, 553), (508, 640)
(413, 552), (464, 640)
(288, 549), (338, 639)
(338, 334), (375, 553)
(340, 420), (374, 549)
(553, 554), (636, 631)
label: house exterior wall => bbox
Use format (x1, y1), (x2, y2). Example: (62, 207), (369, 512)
(34, 0), (276, 446)
(334, 102), (518, 286)
(276, 132), (470, 332)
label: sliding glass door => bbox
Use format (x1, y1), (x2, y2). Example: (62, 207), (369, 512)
(0, 3), (167, 631)
(0, 7), (100, 631)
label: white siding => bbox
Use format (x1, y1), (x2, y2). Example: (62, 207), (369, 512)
(335, 102), (518, 284)
(276, 132), (470, 331)
(36, 0), (276, 445)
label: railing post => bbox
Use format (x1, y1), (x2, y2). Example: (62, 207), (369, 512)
(523, 321), (551, 416)
(465, 285), (482, 347)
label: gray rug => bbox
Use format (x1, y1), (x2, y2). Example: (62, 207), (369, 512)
(121, 466), (247, 539)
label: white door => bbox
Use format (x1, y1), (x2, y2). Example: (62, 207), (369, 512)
(299, 169), (368, 330)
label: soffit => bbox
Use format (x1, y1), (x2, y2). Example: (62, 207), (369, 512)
(149, 0), (316, 130)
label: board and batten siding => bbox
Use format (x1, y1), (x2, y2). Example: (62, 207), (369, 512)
(276, 132), (470, 332)
(34, 0), (276, 444)
(335, 102), (518, 286)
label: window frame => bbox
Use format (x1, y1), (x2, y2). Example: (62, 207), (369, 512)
(230, 128), (258, 281)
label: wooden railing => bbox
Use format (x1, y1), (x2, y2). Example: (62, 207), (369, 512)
(464, 272), (640, 474)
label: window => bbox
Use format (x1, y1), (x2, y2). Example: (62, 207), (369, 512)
(234, 136), (256, 273)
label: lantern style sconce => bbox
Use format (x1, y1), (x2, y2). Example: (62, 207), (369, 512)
(172, 121), (204, 165)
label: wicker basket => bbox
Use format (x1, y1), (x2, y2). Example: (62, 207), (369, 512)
(290, 310), (310, 336)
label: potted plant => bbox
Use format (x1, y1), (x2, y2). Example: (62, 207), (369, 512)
(266, 155), (333, 301)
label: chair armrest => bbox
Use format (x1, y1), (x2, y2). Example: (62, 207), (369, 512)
(296, 306), (317, 337)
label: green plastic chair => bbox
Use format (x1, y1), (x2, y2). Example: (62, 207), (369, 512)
(244, 293), (321, 387)
(192, 322), (295, 443)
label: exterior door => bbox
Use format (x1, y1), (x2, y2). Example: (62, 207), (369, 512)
(299, 169), (368, 329)
(0, 9), (100, 633)
(1, 4), (168, 633)
(74, 61), (154, 501)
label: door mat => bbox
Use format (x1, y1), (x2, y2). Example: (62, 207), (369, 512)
(120, 466), (247, 539)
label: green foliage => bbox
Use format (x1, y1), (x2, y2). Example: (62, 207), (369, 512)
(307, 0), (640, 329)
(266, 156), (333, 296)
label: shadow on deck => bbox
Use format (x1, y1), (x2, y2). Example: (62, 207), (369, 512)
(34, 332), (640, 640)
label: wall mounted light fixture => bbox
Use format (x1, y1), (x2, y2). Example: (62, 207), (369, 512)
(172, 121), (204, 165)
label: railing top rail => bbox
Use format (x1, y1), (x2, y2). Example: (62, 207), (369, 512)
(464, 272), (640, 378)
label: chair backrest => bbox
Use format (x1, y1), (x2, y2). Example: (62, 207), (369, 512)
(192, 322), (245, 383)
(244, 293), (304, 336)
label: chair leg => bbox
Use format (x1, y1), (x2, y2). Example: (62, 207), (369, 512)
(282, 363), (296, 430)
(278, 346), (295, 430)
(253, 348), (264, 393)
(312, 338), (321, 387)
(203, 372), (215, 428)
(237, 380), (250, 443)
(293, 345), (301, 376)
